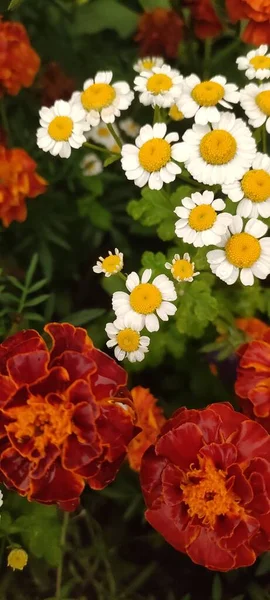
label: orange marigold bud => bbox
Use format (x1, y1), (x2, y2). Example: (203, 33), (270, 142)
(0, 19), (40, 96)
(135, 8), (183, 59)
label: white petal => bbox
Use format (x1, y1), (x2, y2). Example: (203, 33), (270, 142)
(126, 272), (140, 291)
(142, 269), (152, 283)
(145, 313), (160, 332)
(245, 218), (268, 238)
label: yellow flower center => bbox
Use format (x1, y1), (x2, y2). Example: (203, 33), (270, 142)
(250, 55), (270, 70)
(139, 138), (171, 172)
(7, 549), (28, 571)
(225, 232), (261, 268)
(200, 130), (237, 165)
(256, 90), (270, 116)
(117, 328), (140, 352)
(181, 457), (243, 528)
(169, 104), (184, 121)
(146, 73), (173, 94)
(48, 116), (73, 141)
(102, 255), (122, 273)
(241, 169), (270, 203)
(188, 204), (217, 231)
(191, 81), (224, 107)
(97, 126), (110, 137)
(130, 283), (162, 314)
(81, 83), (116, 111)
(142, 59), (155, 70)
(172, 259), (194, 280)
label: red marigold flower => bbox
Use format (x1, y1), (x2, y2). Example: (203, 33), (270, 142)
(40, 62), (75, 107)
(127, 387), (166, 472)
(140, 402), (270, 571)
(135, 8), (183, 59)
(187, 0), (223, 39)
(236, 318), (269, 343)
(226, 0), (270, 45)
(0, 324), (138, 511)
(0, 19), (40, 96)
(0, 146), (47, 227)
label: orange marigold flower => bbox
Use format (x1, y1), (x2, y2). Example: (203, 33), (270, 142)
(127, 387), (166, 472)
(0, 20), (40, 96)
(135, 8), (183, 59)
(188, 0), (223, 39)
(0, 146), (47, 227)
(236, 318), (269, 343)
(140, 402), (270, 571)
(40, 62), (75, 107)
(0, 324), (138, 511)
(226, 0), (270, 45)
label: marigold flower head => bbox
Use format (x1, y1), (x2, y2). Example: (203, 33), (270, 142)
(226, 0), (270, 45)
(236, 317), (269, 342)
(127, 387), (166, 471)
(40, 62), (75, 107)
(7, 549), (28, 571)
(187, 0), (223, 39)
(135, 8), (183, 59)
(0, 324), (138, 511)
(0, 19), (40, 96)
(140, 402), (270, 571)
(0, 146), (47, 227)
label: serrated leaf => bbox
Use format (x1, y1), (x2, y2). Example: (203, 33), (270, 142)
(74, 0), (139, 38)
(24, 294), (50, 307)
(157, 218), (175, 241)
(62, 308), (105, 326)
(104, 154), (120, 167)
(141, 251), (166, 273)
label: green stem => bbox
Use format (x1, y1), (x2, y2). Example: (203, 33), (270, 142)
(153, 105), (162, 124)
(83, 141), (119, 156)
(176, 172), (201, 188)
(106, 123), (123, 149)
(0, 99), (11, 146)
(262, 124), (267, 153)
(117, 271), (127, 281)
(55, 512), (69, 600)
(203, 38), (212, 79)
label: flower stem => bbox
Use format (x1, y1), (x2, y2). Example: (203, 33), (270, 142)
(176, 172), (201, 188)
(203, 38), (212, 79)
(262, 124), (267, 153)
(55, 512), (69, 600)
(153, 105), (162, 124)
(117, 271), (127, 281)
(83, 141), (119, 156)
(106, 123), (123, 149)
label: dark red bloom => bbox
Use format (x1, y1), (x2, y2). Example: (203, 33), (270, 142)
(40, 62), (75, 107)
(140, 402), (270, 571)
(135, 8), (183, 59)
(0, 324), (138, 511)
(226, 0), (270, 45)
(187, 0), (223, 39)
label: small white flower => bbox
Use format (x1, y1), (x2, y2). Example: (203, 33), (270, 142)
(121, 122), (187, 190)
(93, 248), (123, 277)
(112, 268), (177, 332)
(133, 56), (164, 73)
(176, 74), (239, 125)
(71, 71), (134, 127)
(80, 152), (103, 176)
(134, 64), (183, 108)
(240, 83), (270, 133)
(207, 216), (270, 286)
(165, 253), (200, 282)
(0, 489), (3, 507)
(119, 117), (140, 138)
(174, 113), (257, 185)
(222, 153), (270, 218)
(174, 190), (232, 247)
(237, 45), (270, 80)
(105, 316), (150, 363)
(37, 99), (89, 159)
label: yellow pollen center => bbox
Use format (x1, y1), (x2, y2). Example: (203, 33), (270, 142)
(142, 59), (154, 70)
(200, 130), (237, 165)
(250, 55), (270, 70)
(191, 81), (224, 106)
(139, 138), (171, 172)
(169, 104), (184, 121)
(172, 259), (194, 280)
(102, 255), (121, 273)
(188, 204), (217, 231)
(48, 116), (73, 141)
(241, 169), (270, 203)
(256, 90), (270, 116)
(225, 232), (261, 268)
(98, 127), (110, 137)
(147, 73), (173, 94)
(81, 83), (116, 111)
(117, 328), (140, 352)
(130, 283), (162, 314)
(181, 458), (243, 527)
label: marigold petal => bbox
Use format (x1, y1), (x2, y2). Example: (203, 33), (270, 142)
(227, 463), (254, 505)
(0, 375), (17, 408)
(63, 433), (101, 471)
(240, 340), (270, 372)
(29, 459), (84, 509)
(0, 447), (30, 493)
(156, 422), (203, 469)
(162, 463), (183, 506)
(208, 402), (247, 439)
(7, 350), (49, 386)
(234, 420), (270, 462)
(200, 442), (237, 470)
(45, 322), (93, 362)
(90, 348), (127, 400)
(187, 528), (235, 571)
(146, 503), (199, 553)
(0, 330), (46, 375)
(140, 446), (168, 508)
(29, 366), (70, 396)
(51, 350), (96, 383)
(88, 454), (124, 490)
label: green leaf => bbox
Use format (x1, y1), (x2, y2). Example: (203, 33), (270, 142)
(176, 280), (218, 338)
(78, 197), (112, 230)
(25, 254), (39, 288)
(128, 188), (176, 240)
(74, 0), (139, 38)
(212, 574), (222, 600)
(28, 279), (48, 294)
(141, 251), (166, 273)
(157, 218), (175, 241)
(39, 241), (53, 280)
(139, 0), (170, 8)
(8, 0), (24, 8)
(6, 276), (24, 291)
(24, 294), (50, 307)
(62, 308), (105, 326)
(103, 154), (120, 167)
(212, 0), (227, 22)
(256, 552), (270, 576)
(23, 312), (45, 323)
(0, 511), (12, 534)
(45, 230), (71, 251)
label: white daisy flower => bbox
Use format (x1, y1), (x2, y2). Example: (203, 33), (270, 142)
(87, 122), (121, 153)
(119, 117), (140, 138)
(80, 153), (103, 176)
(134, 64), (183, 108)
(165, 253), (200, 282)
(237, 45), (270, 80)
(207, 216), (270, 286)
(71, 71), (134, 127)
(133, 56), (164, 73)
(174, 113), (257, 185)
(174, 190), (232, 247)
(37, 99), (89, 159)
(222, 153), (270, 218)
(105, 316), (150, 363)
(112, 269), (177, 332)
(169, 104), (184, 121)
(175, 74), (239, 125)
(121, 123), (187, 190)
(240, 83), (270, 133)
(93, 248), (123, 277)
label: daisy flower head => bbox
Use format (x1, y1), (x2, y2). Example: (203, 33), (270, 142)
(175, 113), (257, 185)
(112, 269), (177, 332)
(174, 190), (232, 247)
(240, 83), (270, 133)
(237, 45), (270, 81)
(87, 122), (121, 153)
(71, 71), (134, 127)
(134, 64), (182, 108)
(176, 74), (239, 126)
(80, 153), (103, 176)
(37, 99), (90, 159)
(222, 153), (270, 219)
(105, 317), (150, 363)
(119, 117), (140, 138)
(133, 56), (164, 73)
(165, 253), (200, 282)
(207, 216), (270, 286)
(93, 248), (123, 277)
(121, 122), (187, 190)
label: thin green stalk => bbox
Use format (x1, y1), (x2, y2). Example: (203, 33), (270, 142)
(106, 123), (123, 149)
(0, 99), (11, 145)
(83, 141), (119, 155)
(153, 104), (161, 124)
(117, 271), (127, 281)
(203, 38), (212, 79)
(262, 124), (267, 153)
(55, 512), (69, 600)
(176, 173), (201, 188)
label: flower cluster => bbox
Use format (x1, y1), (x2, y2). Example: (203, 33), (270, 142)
(0, 20), (40, 96)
